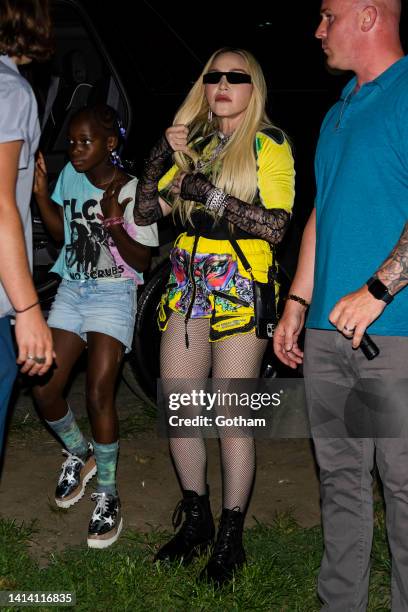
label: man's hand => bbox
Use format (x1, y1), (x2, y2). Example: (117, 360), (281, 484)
(329, 285), (386, 348)
(273, 302), (306, 369)
(15, 307), (54, 376)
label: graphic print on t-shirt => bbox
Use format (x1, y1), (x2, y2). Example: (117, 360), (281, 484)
(63, 196), (124, 280)
(51, 163), (159, 283)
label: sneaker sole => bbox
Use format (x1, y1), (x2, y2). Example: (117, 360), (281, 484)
(55, 459), (97, 509)
(87, 517), (123, 549)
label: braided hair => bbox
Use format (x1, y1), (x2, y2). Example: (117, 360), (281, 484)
(70, 103), (126, 167)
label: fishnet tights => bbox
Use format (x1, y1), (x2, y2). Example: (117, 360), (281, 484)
(160, 313), (267, 512)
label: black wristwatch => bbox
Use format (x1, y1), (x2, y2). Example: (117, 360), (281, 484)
(366, 276), (394, 304)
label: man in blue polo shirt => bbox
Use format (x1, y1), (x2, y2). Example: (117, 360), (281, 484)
(274, 0), (408, 609)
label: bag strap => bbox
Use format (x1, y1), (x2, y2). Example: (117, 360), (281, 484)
(229, 236), (277, 284)
(229, 235), (253, 279)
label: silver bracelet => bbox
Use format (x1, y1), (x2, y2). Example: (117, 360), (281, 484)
(205, 188), (227, 217)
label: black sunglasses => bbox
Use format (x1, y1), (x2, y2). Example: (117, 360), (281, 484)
(202, 71), (252, 85)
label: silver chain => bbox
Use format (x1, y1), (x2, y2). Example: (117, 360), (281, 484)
(194, 133), (231, 174)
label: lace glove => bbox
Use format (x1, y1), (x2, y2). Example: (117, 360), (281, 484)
(180, 172), (214, 204)
(180, 172), (290, 245)
(134, 135), (173, 226)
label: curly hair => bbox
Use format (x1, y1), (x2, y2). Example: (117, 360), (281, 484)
(0, 0), (54, 61)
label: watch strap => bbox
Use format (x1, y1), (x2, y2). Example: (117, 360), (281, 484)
(366, 276), (394, 304)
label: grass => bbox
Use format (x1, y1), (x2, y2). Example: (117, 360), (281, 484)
(4, 384), (392, 611)
(0, 506), (391, 612)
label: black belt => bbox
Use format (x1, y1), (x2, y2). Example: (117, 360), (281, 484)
(185, 214), (253, 240)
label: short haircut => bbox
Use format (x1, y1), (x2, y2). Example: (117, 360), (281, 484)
(0, 0), (54, 61)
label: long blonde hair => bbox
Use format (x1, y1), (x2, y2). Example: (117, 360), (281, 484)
(172, 48), (274, 224)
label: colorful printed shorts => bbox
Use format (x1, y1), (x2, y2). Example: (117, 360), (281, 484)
(158, 234), (276, 342)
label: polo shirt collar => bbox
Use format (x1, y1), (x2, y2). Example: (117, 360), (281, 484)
(0, 54), (20, 74)
(341, 54), (408, 99)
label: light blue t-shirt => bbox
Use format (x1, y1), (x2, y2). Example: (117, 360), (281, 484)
(0, 55), (40, 316)
(307, 55), (408, 336)
(51, 163), (158, 283)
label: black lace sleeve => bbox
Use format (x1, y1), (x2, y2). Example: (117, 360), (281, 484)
(134, 135), (173, 226)
(180, 172), (290, 245)
(223, 198), (290, 244)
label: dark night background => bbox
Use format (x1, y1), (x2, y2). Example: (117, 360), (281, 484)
(22, 0), (408, 389)
(83, 0), (342, 229)
(75, 0), (408, 228)
(31, 0), (408, 278)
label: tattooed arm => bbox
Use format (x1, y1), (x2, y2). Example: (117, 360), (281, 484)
(329, 221), (408, 349)
(375, 221), (408, 293)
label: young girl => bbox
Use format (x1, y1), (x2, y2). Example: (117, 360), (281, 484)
(33, 103), (158, 549)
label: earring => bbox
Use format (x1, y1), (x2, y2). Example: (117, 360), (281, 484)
(208, 108), (213, 123)
(110, 149), (122, 167)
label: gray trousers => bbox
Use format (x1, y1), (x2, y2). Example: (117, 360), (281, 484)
(304, 329), (408, 612)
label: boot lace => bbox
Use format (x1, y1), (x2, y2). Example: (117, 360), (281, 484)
(172, 498), (202, 541)
(212, 507), (242, 565)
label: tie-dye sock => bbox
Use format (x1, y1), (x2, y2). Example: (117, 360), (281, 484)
(46, 405), (88, 459)
(92, 439), (119, 496)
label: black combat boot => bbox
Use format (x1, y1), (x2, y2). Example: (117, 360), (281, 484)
(200, 507), (246, 586)
(154, 487), (214, 564)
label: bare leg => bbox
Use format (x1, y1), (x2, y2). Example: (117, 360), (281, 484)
(86, 332), (124, 444)
(32, 328), (86, 420)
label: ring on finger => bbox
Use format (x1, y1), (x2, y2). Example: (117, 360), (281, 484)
(32, 356), (46, 364)
(26, 354), (46, 364)
(343, 325), (355, 333)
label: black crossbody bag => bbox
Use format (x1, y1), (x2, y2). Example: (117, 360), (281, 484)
(229, 236), (278, 339)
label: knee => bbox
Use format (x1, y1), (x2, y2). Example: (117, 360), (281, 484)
(33, 381), (61, 410)
(378, 450), (408, 494)
(86, 384), (113, 414)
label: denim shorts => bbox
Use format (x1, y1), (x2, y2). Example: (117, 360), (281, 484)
(47, 279), (137, 353)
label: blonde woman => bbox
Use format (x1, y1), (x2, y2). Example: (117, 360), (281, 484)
(134, 47), (295, 585)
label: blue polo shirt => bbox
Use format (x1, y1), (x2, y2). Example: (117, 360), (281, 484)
(307, 55), (408, 336)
